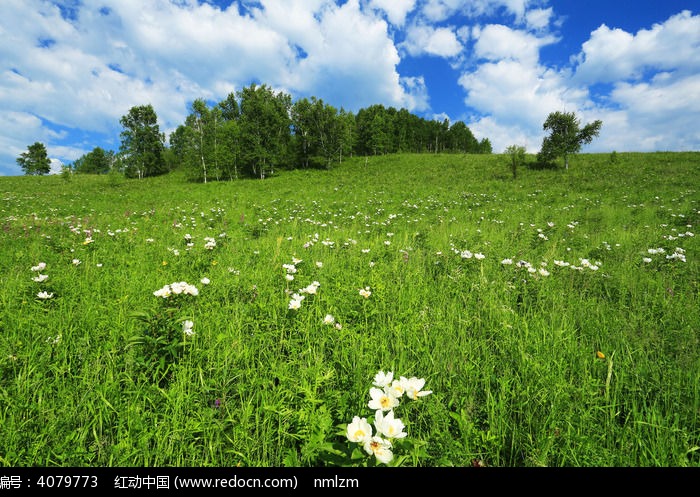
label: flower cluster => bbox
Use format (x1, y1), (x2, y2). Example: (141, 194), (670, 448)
(288, 281), (320, 310)
(31, 262), (53, 299)
(346, 370), (432, 465)
(153, 281), (200, 298)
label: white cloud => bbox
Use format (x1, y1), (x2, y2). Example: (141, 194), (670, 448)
(369, 0), (417, 26)
(421, 0), (529, 23)
(400, 75), (430, 111)
(525, 7), (553, 31)
(401, 23), (463, 57)
(572, 10), (700, 84)
(460, 58), (587, 152)
(473, 24), (556, 65)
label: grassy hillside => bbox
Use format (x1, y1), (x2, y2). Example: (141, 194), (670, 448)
(1, 152), (698, 467)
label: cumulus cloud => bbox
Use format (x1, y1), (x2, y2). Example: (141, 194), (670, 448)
(572, 10), (700, 84)
(462, 9), (700, 154)
(369, 0), (417, 26)
(400, 23), (464, 58)
(473, 24), (556, 65)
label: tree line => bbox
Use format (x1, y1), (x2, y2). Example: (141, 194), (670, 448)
(18, 83), (602, 179)
(65, 83), (493, 181)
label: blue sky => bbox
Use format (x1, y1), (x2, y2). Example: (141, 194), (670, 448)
(1, 0), (699, 175)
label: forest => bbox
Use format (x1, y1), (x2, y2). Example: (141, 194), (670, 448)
(69, 83), (493, 181)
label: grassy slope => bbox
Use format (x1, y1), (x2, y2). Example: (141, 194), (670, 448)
(0, 152), (698, 467)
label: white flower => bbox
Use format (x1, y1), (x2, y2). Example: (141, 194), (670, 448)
(368, 387), (400, 412)
(153, 286), (172, 298)
(642, 257), (652, 263)
(359, 287), (372, 298)
(373, 370), (394, 388)
(37, 291), (54, 300)
(200, 277), (210, 285)
(346, 416), (372, 444)
(401, 376), (432, 400)
(31, 262), (47, 272)
(183, 320), (195, 336)
(374, 410), (407, 439)
(72, 259), (81, 266)
(363, 436), (393, 465)
(501, 258), (513, 265)
(323, 314), (335, 325)
(33, 274), (49, 283)
(388, 379), (405, 398)
(288, 294), (305, 310)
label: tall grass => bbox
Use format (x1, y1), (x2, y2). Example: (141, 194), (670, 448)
(1, 152), (698, 467)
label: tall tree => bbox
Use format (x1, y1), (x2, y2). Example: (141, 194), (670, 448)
(237, 83), (291, 179)
(537, 111), (602, 169)
(17, 142), (51, 175)
(119, 104), (166, 179)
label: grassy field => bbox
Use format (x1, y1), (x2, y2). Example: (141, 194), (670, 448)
(0, 151), (698, 467)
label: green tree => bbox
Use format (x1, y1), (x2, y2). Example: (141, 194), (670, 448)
(504, 144), (526, 179)
(73, 147), (113, 174)
(537, 111), (602, 169)
(238, 84), (292, 179)
(119, 104), (166, 179)
(17, 142), (51, 175)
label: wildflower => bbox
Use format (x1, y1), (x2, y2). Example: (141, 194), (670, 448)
(37, 291), (54, 300)
(200, 277), (210, 285)
(288, 294), (304, 310)
(72, 259), (81, 266)
(359, 287), (372, 298)
(183, 320), (195, 336)
(363, 436), (393, 465)
(302, 281), (320, 294)
(346, 416), (372, 444)
(368, 387), (400, 412)
(83, 237), (93, 245)
(373, 370), (394, 388)
(596, 351), (605, 359)
(153, 286), (172, 298)
(153, 282), (198, 298)
(31, 262), (47, 272)
(315, 261), (323, 268)
(474, 253), (485, 260)
(33, 274), (49, 283)
(501, 258), (513, 265)
(538, 268), (550, 277)
(374, 410), (407, 439)
(642, 257), (652, 263)
(388, 379), (405, 399)
(401, 376), (432, 400)
(323, 314), (335, 325)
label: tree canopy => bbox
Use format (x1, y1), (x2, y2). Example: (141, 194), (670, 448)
(119, 104), (166, 179)
(17, 142), (51, 175)
(537, 111), (602, 169)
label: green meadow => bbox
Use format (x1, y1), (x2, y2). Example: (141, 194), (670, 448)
(1, 151), (698, 467)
